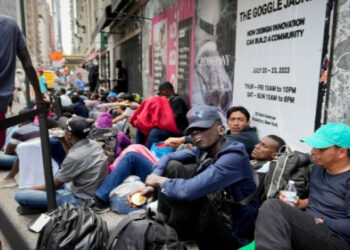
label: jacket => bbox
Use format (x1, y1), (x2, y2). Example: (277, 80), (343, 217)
(130, 96), (180, 136)
(153, 140), (258, 246)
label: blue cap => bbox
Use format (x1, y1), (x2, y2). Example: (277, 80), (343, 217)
(301, 123), (350, 149)
(185, 105), (221, 134)
(107, 92), (118, 102)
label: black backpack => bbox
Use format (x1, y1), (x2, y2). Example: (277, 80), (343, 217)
(89, 127), (117, 163)
(36, 203), (108, 250)
(107, 209), (185, 250)
(263, 147), (312, 200)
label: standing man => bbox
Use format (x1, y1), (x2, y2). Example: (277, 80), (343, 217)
(0, 15), (46, 150)
(54, 70), (65, 90)
(37, 68), (48, 94)
(132, 105), (258, 249)
(255, 123), (350, 250)
(74, 72), (85, 91)
(88, 64), (99, 93)
(115, 60), (128, 93)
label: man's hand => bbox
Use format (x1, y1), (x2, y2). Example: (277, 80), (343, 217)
(127, 186), (155, 208)
(35, 94), (50, 105)
(279, 190), (308, 209)
(164, 137), (185, 148)
(145, 174), (168, 188)
(315, 218), (324, 223)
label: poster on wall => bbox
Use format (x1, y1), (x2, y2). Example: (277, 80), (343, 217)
(151, 0), (195, 104)
(192, 0), (236, 116)
(233, 0), (328, 151)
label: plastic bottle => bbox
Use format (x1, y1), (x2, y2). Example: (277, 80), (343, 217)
(284, 180), (297, 206)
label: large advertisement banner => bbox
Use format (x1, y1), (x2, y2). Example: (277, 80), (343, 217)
(151, 0), (195, 103)
(234, 0), (327, 151)
(192, 0), (236, 116)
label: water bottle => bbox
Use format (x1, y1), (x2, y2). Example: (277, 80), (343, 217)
(284, 180), (297, 206)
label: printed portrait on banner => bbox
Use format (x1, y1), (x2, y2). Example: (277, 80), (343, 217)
(153, 19), (168, 89)
(192, 0), (236, 115)
(151, 0), (195, 104)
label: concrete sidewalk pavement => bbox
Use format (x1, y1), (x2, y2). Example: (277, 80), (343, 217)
(0, 171), (126, 250)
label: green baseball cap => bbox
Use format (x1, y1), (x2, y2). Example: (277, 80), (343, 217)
(301, 123), (350, 149)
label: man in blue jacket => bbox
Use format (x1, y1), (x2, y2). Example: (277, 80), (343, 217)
(255, 123), (350, 250)
(164, 105), (258, 156)
(132, 105), (258, 249)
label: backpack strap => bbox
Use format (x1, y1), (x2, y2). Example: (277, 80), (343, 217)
(223, 188), (257, 207)
(106, 210), (146, 249)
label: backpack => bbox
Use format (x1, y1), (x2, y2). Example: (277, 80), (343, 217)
(107, 209), (185, 250)
(89, 128), (131, 163)
(89, 127), (118, 162)
(36, 203), (108, 250)
(264, 147), (312, 200)
(97, 112), (113, 128)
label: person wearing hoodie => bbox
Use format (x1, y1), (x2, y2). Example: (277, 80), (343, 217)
(131, 105), (258, 250)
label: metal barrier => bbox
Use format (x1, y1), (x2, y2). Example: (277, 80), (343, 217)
(0, 103), (57, 249)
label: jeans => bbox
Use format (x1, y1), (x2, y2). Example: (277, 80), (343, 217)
(0, 154), (18, 170)
(147, 128), (178, 149)
(95, 152), (154, 202)
(135, 128), (180, 149)
(15, 188), (80, 209)
(255, 199), (350, 250)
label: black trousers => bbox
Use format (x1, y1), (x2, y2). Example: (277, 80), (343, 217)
(255, 199), (350, 250)
(158, 161), (236, 250)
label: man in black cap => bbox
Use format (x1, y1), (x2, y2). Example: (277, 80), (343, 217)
(130, 105), (258, 249)
(14, 116), (108, 214)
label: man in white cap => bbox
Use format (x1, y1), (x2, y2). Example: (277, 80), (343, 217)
(255, 123), (350, 250)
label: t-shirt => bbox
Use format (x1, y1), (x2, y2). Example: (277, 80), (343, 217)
(56, 139), (108, 202)
(39, 75), (47, 93)
(306, 165), (350, 242)
(74, 78), (85, 91)
(9, 123), (40, 145)
(60, 94), (72, 107)
(0, 15), (27, 110)
(168, 94), (188, 131)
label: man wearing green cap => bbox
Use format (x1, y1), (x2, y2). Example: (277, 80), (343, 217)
(255, 123), (350, 250)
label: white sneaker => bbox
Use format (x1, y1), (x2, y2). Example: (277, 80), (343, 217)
(0, 178), (17, 188)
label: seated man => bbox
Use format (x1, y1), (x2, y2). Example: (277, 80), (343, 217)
(165, 106), (258, 156)
(250, 135), (286, 203)
(132, 105), (258, 249)
(0, 108), (40, 188)
(136, 82), (188, 148)
(69, 93), (89, 117)
(250, 134), (285, 171)
(255, 123), (350, 250)
(15, 116), (108, 214)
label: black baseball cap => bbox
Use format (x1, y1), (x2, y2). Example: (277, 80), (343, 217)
(59, 116), (91, 139)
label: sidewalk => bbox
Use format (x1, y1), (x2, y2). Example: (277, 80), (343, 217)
(0, 101), (198, 250)
(0, 101), (124, 249)
(0, 171), (126, 250)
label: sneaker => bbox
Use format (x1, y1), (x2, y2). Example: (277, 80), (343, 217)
(0, 178), (17, 188)
(91, 198), (110, 214)
(17, 205), (47, 215)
